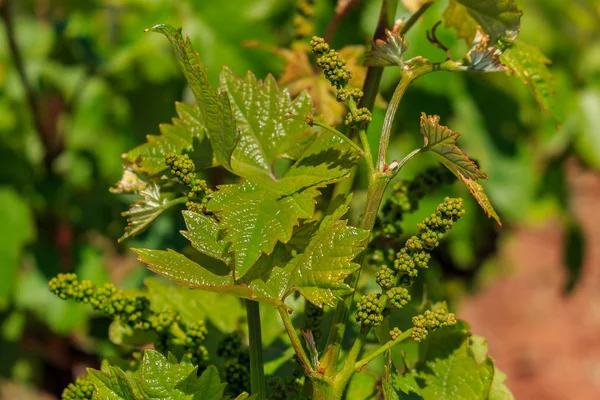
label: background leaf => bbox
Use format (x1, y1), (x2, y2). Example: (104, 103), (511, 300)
(499, 41), (558, 120)
(444, 0), (522, 44)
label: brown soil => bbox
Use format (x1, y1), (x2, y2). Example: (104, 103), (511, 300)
(460, 164), (600, 400)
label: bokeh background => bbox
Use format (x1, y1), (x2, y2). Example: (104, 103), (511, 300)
(0, 0), (599, 398)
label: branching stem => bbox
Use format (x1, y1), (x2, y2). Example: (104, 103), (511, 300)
(354, 328), (413, 371)
(277, 306), (314, 377)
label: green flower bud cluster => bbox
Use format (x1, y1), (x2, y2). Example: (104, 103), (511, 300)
(164, 152), (212, 213)
(389, 327), (403, 341)
(304, 301), (324, 342)
(386, 287), (411, 309)
(392, 197), (465, 281)
(62, 375), (94, 400)
(218, 333), (251, 395)
(356, 198), (464, 328)
(293, 0), (315, 39)
(411, 307), (457, 342)
(354, 293), (386, 327)
(310, 36), (352, 90)
(49, 273), (169, 331)
(344, 107), (372, 127)
(50, 273), (211, 369)
(374, 166), (457, 239)
(182, 320), (210, 365)
(337, 87), (363, 103)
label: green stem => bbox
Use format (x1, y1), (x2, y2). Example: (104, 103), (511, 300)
(377, 66), (433, 171)
(354, 328), (413, 372)
(277, 306), (314, 376)
(358, 0), (399, 113)
(398, 1), (435, 35)
(245, 300), (266, 399)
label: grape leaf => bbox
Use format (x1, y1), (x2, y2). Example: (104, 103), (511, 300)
(463, 30), (507, 72)
(444, 0), (522, 44)
(365, 29), (407, 67)
(459, 175), (502, 226)
(88, 351), (227, 400)
(117, 183), (187, 242)
(207, 181), (318, 278)
(126, 102), (211, 175)
(147, 24), (237, 171)
(393, 326), (495, 399)
(180, 211), (231, 264)
(420, 113), (487, 181)
(219, 67), (314, 183)
(208, 132), (359, 278)
(88, 367), (138, 400)
(140, 352), (226, 399)
(420, 113), (501, 225)
(500, 41), (558, 120)
(133, 248), (288, 306)
(285, 197), (369, 307)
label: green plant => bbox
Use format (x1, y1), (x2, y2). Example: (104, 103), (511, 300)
(47, 1), (557, 399)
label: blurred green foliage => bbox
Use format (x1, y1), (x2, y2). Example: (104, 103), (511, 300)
(0, 0), (598, 397)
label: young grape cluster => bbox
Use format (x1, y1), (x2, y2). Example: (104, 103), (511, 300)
(164, 152), (212, 213)
(355, 198), (464, 328)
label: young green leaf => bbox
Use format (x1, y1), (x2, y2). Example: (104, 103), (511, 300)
(147, 24), (238, 171)
(133, 248), (288, 306)
(180, 211), (231, 265)
(443, 0), (522, 44)
(127, 102), (211, 175)
(118, 183), (187, 242)
(87, 366), (138, 400)
(463, 30), (507, 72)
(420, 113), (501, 225)
(393, 326), (495, 399)
(88, 351), (227, 400)
(219, 68), (314, 183)
(208, 181), (318, 278)
(500, 41), (558, 120)
(365, 29), (407, 67)
(284, 197), (369, 307)
(140, 351), (226, 399)
(208, 132), (359, 278)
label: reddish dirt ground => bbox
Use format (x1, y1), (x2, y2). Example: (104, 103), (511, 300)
(460, 164), (600, 400)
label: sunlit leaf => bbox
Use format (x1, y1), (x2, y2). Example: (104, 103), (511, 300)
(500, 41), (558, 120)
(365, 30), (407, 67)
(219, 67), (314, 182)
(180, 211), (231, 264)
(208, 130), (359, 278)
(444, 0), (522, 44)
(285, 197), (369, 307)
(393, 326), (495, 399)
(147, 24), (238, 171)
(133, 248), (287, 306)
(88, 351), (226, 400)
